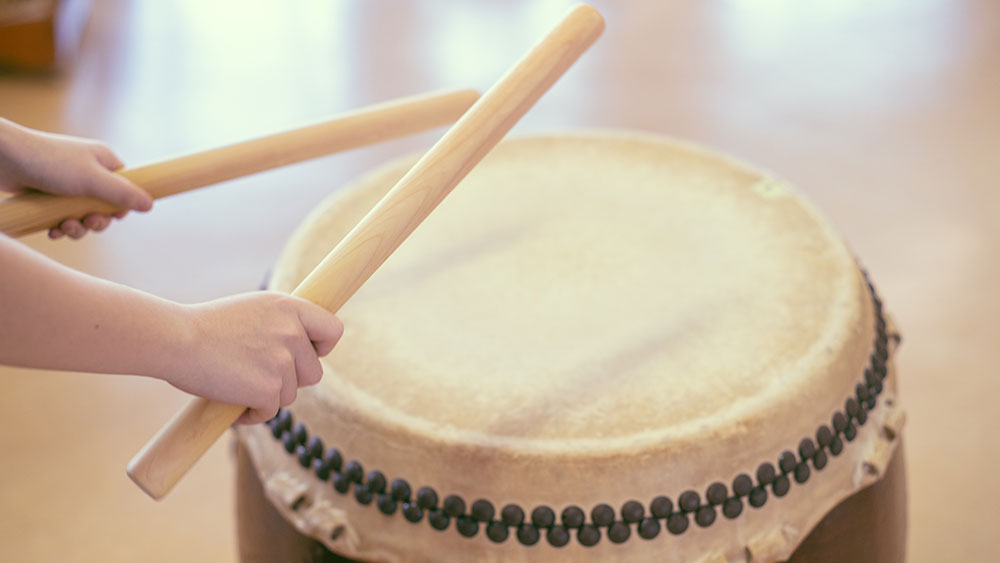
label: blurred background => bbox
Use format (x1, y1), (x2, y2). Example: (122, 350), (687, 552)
(0, 0), (996, 561)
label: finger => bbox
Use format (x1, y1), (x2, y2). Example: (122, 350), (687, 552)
(83, 214), (111, 232)
(279, 355), (298, 407)
(312, 337), (339, 357)
(48, 227), (65, 239)
(112, 209), (129, 219)
(293, 341), (324, 387)
(239, 406), (276, 425)
(86, 166), (153, 212)
(60, 219), (87, 239)
(292, 299), (345, 356)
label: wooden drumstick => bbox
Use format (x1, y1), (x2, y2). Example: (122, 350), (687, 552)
(127, 4), (605, 500)
(0, 89), (480, 238)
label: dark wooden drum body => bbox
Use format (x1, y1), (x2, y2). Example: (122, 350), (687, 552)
(234, 133), (907, 562)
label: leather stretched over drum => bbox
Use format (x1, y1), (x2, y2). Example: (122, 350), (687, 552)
(236, 133), (904, 562)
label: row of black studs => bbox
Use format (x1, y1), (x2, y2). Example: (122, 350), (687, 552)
(263, 271), (891, 548)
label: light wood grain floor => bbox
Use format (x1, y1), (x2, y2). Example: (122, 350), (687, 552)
(1, 1), (997, 561)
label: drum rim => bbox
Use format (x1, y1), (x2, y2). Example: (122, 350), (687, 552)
(258, 269), (896, 548)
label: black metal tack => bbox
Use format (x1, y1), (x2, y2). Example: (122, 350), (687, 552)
(561, 506), (585, 529)
(332, 472), (350, 494)
(706, 482), (727, 506)
(794, 462), (811, 484)
(269, 418), (283, 438)
(756, 462), (777, 486)
(365, 470), (386, 493)
(532, 505), (555, 528)
(377, 493), (397, 515)
(353, 483), (373, 505)
(390, 479), (411, 502)
(667, 513), (689, 535)
(814, 450), (828, 470)
(865, 368), (879, 388)
(591, 504), (615, 527)
(428, 509), (450, 531)
(486, 521), (509, 543)
(313, 457), (331, 481)
(342, 460), (363, 483)
(695, 505), (716, 528)
(501, 504), (525, 527)
(276, 409), (292, 432)
(816, 425), (833, 448)
(798, 438), (816, 461)
(621, 500), (644, 523)
(281, 431), (296, 454)
(578, 524), (601, 547)
(650, 496), (673, 518)
(678, 490), (700, 513)
(291, 422), (307, 446)
(723, 497), (743, 519)
(547, 525), (570, 547)
(833, 411), (848, 433)
(779, 451), (797, 474)
(857, 382), (871, 402)
(773, 475), (791, 497)
(456, 516), (479, 538)
(402, 502), (423, 523)
(322, 448), (343, 473)
(829, 435), (845, 456)
(443, 495), (466, 518)
(517, 524), (540, 546)
(748, 486), (767, 508)
(732, 474), (753, 497)
(306, 435), (324, 459)
(856, 408), (868, 426)
(416, 486), (438, 510)
(295, 444), (311, 468)
(638, 517), (660, 540)
(471, 499), (495, 522)
(609, 521), (631, 544)
(846, 397), (860, 419)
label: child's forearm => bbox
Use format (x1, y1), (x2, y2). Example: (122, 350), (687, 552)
(0, 233), (190, 378)
(0, 234), (344, 422)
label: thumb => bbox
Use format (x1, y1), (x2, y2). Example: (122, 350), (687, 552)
(87, 168), (153, 212)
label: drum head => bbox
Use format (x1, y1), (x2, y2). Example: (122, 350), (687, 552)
(241, 132), (902, 562)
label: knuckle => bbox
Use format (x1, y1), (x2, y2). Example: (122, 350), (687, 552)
(264, 349), (289, 372)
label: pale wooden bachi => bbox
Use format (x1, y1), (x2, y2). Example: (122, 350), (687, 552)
(238, 133), (905, 562)
(0, 89), (480, 238)
(127, 5), (606, 500)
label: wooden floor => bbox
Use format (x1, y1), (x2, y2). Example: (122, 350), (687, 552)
(1, 1), (997, 561)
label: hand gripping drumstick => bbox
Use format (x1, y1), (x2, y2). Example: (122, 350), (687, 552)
(0, 90), (480, 238)
(127, 4), (605, 500)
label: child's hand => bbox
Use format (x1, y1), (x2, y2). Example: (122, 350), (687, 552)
(165, 292), (345, 424)
(0, 119), (153, 239)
